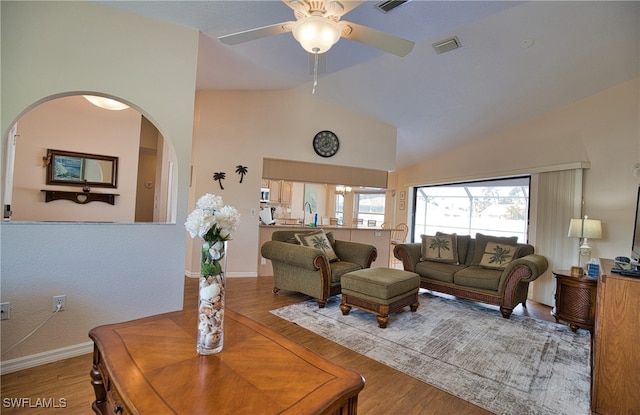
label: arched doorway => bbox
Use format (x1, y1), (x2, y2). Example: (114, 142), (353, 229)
(3, 94), (176, 223)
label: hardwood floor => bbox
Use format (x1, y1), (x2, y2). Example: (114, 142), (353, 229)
(1, 276), (556, 415)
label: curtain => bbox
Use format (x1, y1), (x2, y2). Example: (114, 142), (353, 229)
(528, 169), (583, 306)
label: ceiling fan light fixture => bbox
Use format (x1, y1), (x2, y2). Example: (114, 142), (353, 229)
(292, 15), (341, 54)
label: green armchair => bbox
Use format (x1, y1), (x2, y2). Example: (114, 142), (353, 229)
(261, 230), (377, 308)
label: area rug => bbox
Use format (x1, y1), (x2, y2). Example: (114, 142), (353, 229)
(271, 292), (591, 415)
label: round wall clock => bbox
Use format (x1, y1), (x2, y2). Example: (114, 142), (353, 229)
(313, 130), (340, 158)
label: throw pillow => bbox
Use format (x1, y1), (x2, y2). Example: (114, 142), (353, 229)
(421, 234), (459, 264)
(479, 242), (518, 269)
(471, 233), (519, 265)
(437, 231), (470, 264)
(295, 229), (339, 262)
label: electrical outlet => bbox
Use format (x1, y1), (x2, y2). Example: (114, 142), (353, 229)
(0, 302), (10, 320)
(52, 295), (66, 312)
(261, 258), (266, 265)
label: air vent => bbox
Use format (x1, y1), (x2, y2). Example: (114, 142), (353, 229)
(375, 0), (410, 13)
(432, 36), (461, 54)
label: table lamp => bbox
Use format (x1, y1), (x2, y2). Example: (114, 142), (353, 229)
(568, 215), (602, 268)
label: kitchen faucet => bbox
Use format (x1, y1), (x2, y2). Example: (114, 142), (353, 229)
(303, 202), (312, 226)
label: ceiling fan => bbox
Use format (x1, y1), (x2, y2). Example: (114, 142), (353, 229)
(218, 0), (415, 91)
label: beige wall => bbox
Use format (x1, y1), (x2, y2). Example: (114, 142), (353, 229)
(396, 78), (640, 264)
(12, 96), (141, 222)
(185, 90), (397, 276)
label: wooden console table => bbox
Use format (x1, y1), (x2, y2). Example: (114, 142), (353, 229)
(89, 309), (364, 415)
(591, 259), (640, 414)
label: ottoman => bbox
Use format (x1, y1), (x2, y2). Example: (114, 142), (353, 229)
(340, 268), (420, 328)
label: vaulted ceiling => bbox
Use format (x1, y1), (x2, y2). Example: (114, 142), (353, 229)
(96, 1), (640, 169)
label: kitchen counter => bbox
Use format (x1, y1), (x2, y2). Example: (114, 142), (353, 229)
(259, 224), (391, 230)
(258, 225), (393, 276)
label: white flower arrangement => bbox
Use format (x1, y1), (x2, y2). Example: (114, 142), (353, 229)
(185, 193), (240, 242)
(186, 194), (240, 354)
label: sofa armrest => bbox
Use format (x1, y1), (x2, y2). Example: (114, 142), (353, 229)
(334, 240), (377, 268)
(503, 254), (548, 282)
(393, 243), (422, 272)
(261, 241), (326, 271)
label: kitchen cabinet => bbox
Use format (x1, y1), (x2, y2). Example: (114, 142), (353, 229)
(267, 180), (292, 204)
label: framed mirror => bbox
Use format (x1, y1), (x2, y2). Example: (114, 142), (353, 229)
(45, 149), (118, 188)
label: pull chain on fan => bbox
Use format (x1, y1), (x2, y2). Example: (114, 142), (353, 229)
(312, 47), (320, 94)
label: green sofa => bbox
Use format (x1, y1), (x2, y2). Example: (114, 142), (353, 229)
(261, 229), (377, 308)
(393, 233), (548, 318)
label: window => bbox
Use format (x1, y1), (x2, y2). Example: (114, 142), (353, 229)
(355, 192), (385, 226)
(412, 177), (530, 243)
(335, 194), (344, 224)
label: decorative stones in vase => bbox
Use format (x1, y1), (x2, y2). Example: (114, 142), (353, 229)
(197, 240), (227, 355)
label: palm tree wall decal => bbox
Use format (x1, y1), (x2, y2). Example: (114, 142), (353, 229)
(213, 172), (226, 190)
(235, 165), (248, 183)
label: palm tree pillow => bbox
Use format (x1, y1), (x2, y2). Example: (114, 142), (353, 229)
(295, 229), (339, 262)
(421, 234), (459, 264)
(478, 242), (518, 270)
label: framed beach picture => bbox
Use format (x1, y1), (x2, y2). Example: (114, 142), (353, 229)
(45, 149), (118, 188)
(53, 155), (83, 182)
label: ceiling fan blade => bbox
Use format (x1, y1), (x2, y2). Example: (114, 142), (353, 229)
(308, 52), (327, 75)
(339, 21), (415, 57)
(218, 22), (294, 46)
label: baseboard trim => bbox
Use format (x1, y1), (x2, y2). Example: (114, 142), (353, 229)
(185, 271), (257, 278)
(0, 341), (94, 375)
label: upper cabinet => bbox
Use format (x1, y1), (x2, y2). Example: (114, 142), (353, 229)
(266, 180), (292, 204)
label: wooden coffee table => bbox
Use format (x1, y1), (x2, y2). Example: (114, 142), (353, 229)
(89, 308), (364, 414)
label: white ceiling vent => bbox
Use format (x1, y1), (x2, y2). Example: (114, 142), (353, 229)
(375, 0), (410, 13)
(432, 36), (461, 54)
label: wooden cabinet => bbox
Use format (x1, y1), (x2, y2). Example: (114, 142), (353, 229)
(267, 180), (292, 204)
(551, 270), (597, 333)
(591, 259), (640, 414)
(280, 181), (292, 204)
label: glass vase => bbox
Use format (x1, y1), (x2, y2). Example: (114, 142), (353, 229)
(197, 240), (227, 355)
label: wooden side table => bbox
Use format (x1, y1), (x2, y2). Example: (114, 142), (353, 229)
(551, 270), (597, 333)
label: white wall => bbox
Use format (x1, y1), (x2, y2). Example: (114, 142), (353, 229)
(185, 90), (397, 276)
(1, 2), (198, 367)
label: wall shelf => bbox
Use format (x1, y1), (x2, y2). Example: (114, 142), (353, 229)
(41, 190), (119, 205)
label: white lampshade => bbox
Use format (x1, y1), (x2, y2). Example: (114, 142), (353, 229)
(83, 95), (129, 111)
(292, 16), (341, 54)
(582, 219), (602, 239)
(568, 216), (602, 239)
